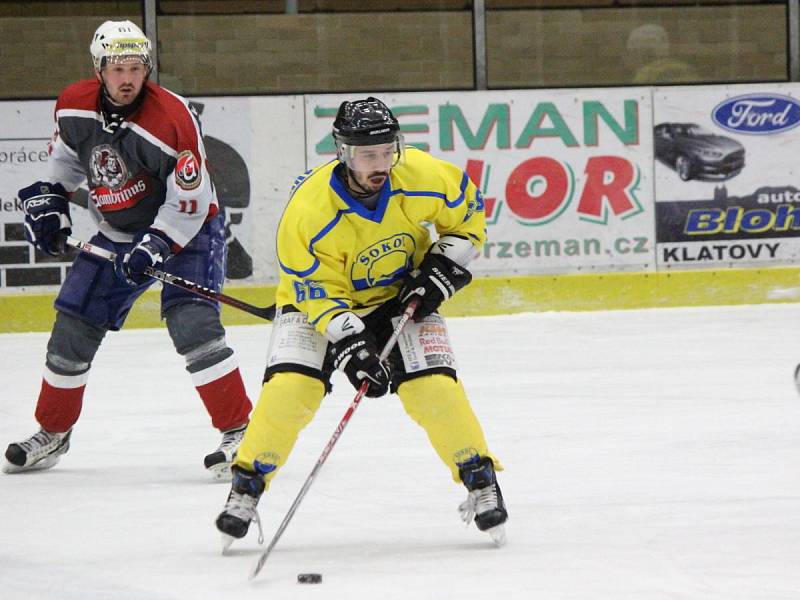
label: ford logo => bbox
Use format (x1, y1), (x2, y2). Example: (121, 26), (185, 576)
(712, 93), (800, 135)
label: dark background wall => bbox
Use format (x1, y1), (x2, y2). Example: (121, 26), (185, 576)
(0, 1), (788, 98)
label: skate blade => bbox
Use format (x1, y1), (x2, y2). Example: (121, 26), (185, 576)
(1, 461), (20, 474)
(207, 462), (233, 482)
(487, 524), (507, 547)
(220, 533), (236, 555)
(2, 454), (61, 474)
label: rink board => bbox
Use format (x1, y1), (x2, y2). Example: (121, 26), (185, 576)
(2, 266), (800, 332)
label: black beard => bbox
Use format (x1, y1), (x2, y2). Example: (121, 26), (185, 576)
(344, 168), (386, 199)
(98, 75), (148, 132)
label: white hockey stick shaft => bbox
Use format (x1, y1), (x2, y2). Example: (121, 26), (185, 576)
(249, 297), (420, 580)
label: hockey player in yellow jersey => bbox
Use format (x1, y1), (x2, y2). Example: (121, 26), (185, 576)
(215, 97), (508, 549)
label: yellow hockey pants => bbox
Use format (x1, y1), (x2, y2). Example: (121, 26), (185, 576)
(235, 372), (500, 486)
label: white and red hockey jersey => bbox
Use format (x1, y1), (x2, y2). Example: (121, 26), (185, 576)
(46, 79), (217, 250)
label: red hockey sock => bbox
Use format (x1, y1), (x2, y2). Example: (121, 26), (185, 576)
(34, 368), (88, 433)
(192, 356), (252, 431)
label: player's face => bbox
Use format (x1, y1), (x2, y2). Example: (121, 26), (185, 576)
(349, 143), (396, 173)
(347, 143), (395, 193)
(97, 61), (148, 106)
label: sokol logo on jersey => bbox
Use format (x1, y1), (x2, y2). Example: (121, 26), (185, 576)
(90, 144), (129, 189)
(175, 150), (202, 190)
(351, 233), (417, 290)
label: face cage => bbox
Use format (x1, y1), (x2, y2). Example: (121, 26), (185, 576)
(97, 39), (152, 71)
(335, 136), (406, 173)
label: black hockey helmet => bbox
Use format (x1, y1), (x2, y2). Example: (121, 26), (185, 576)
(332, 97), (400, 146)
(333, 97), (405, 172)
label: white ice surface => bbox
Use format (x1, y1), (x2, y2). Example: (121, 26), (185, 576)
(2, 304), (800, 599)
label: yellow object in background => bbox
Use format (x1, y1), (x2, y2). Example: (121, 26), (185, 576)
(2, 267), (800, 333)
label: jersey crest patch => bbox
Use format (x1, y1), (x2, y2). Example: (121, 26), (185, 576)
(351, 233), (416, 291)
(175, 150), (202, 190)
(90, 144), (129, 190)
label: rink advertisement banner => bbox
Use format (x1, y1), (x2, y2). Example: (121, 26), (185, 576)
(0, 97), (304, 289)
(0, 100), (71, 288)
(653, 83), (800, 269)
(187, 96), (304, 282)
(304, 90), (656, 276)
(9, 85), (800, 291)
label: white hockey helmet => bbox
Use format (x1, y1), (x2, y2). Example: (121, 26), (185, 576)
(90, 20), (152, 71)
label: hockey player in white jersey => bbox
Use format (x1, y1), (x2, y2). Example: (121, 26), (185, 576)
(214, 97), (508, 548)
(3, 21), (252, 479)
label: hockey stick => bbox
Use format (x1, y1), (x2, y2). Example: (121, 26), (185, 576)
(249, 297), (420, 580)
(63, 235), (276, 321)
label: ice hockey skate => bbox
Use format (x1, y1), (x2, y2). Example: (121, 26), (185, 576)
(204, 424), (247, 481)
(215, 465), (265, 553)
(458, 455), (508, 547)
(3, 429), (72, 474)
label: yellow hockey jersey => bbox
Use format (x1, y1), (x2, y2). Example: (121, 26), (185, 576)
(275, 147), (486, 333)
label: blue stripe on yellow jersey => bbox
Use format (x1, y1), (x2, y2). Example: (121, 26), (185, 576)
(275, 147), (486, 333)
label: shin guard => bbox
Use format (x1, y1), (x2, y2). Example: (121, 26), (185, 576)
(191, 354), (252, 431)
(234, 372), (325, 482)
(34, 367), (88, 433)
(397, 374), (502, 482)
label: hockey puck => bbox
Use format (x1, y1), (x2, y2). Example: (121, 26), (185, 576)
(297, 573), (322, 584)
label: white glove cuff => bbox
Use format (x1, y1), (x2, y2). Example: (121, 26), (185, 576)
(429, 235), (478, 267)
(325, 311), (366, 344)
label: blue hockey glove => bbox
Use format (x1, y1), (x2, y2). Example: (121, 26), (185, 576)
(398, 252), (472, 320)
(329, 330), (391, 398)
(19, 181), (72, 256)
(115, 229), (174, 286)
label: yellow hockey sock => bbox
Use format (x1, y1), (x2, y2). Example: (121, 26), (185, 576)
(397, 374), (502, 482)
(234, 372), (325, 486)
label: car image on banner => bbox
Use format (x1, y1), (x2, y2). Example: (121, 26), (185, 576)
(654, 122), (744, 182)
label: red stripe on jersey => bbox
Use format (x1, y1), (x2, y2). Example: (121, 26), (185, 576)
(133, 82), (202, 158)
(91, 176), (154, 212)
(55, 79), (101, 114)
(55, 79), (202, 160)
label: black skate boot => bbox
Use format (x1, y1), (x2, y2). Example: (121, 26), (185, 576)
(204, 424), (247, 481)
(3, 429), (72, 474)
(215, 465), (265, 553)
(458, 455), (508, 546)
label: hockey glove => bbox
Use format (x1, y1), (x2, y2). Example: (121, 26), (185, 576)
(399, 252), (472, 320)
(19, 181), (72, 256)
(115, 229), (174, 286)
(329, 331), (391, 398)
